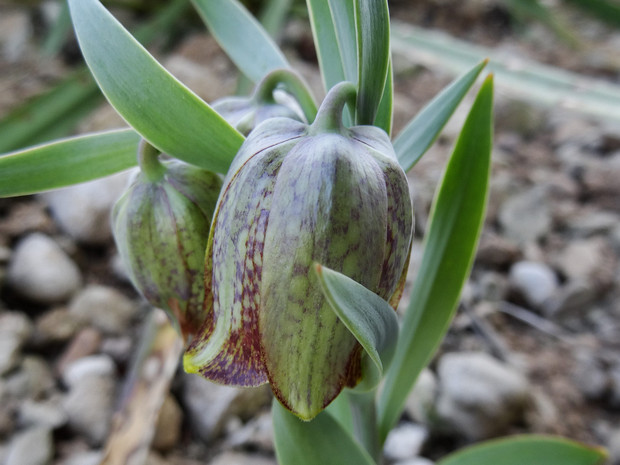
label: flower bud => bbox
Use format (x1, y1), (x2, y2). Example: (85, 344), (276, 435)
(112, 142), (222, 336)
(212, 69), (310, 136)
(185, 83), (413, 420)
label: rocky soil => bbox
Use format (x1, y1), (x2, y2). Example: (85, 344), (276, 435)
(1, 1), (620, 464)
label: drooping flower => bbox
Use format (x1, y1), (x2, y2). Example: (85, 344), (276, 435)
(184, 83), (413, 420)
(112, 141), (222, 336)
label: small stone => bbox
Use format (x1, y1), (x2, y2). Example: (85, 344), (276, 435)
(509, 261), (559, 309)
(498, 187), (552, 243)
(182, 372), (272, 441)
(608, 427), (620, 465)
(0, 312), (33, 375)
(42, 172), (131, 245)
(62, 354), (116, 388)
(63, 355), (117, 446)
(476, 233), (521, 268)
(572, 348), (609, 401)
(7, 233), (82, 304)
(383, 423), (429, 461)
(34, 308), (81, 345)
(566, 210), (620, 238)
(226, 411), (274, 452)
(18, 396), (67, 429)
(542, 279), (598, 320)
(5, 427), (54, 465)
(435, 352), (530, 440)
(5, 356), (55, 400)
(405, 368), (438, 424)
(68, 285), (139, 335)
(477, 271), (510, 302)
(56, 328), (103, 378)
(554, 238), (616, 287)
(153, 394), (183, 452)
(209, 452), (277, 465)
(100, 336), (133, 364)
(56, 450), (103, 465)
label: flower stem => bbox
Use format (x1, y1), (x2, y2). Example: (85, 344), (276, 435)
(309, 81), (357, 135)
(137, 139), (166, 182)
(253, 68), (318, 123)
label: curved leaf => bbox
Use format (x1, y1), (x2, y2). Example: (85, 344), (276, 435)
(68, 0), (243, 174)
(273, 399), (375, 465)
(329, 0), (357, 84)
(315, 263), (398, 391)
(438, 435), (607, 465)
(378, 75), (494, 441)
(191, 0), (290, 83)
(394, 59), (487, 172)
(374, 60), (393, 135)
(306, 0), (346, 92)
(355, 0), (390, 125)
(0, 129), (140, 197)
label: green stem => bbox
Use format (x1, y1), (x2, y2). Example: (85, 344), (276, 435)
(309, 81), (357, 135)
(137, 139), (166, 182)
(348, 391), (381, 464)
(253, 69), (319, 123)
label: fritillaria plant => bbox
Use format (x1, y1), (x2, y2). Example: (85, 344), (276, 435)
(0, 0), (607, 464)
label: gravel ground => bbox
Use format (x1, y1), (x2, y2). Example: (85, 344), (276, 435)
(1, 1), (619, 464)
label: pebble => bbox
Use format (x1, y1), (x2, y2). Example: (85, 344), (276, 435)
(435, 352), (531, 440)
(209, 452), (277, 465)
(498, 187), (552, 243)
(33, 307), (81, 346)
(383, 422), (429, 461)
(62, 355), (117, 446)
(508, 261), (559, 309)
(5, 356), (55, 400)
(42, 172), (130, 245)
(571, 348), (609, 401)
(405, 368), (438, 424)
(5, 427), (53, 465)
(7, 233), (82, 304)
(56, 450), (103, 465)
(0, 312), (33, 375)
(476, 233), (521, 268)
(56, 328), (103, 378)
(17, 396), (67, 430)
(153, 394), (183, 452)
(226, 411), (274, 452)
(182, 372), (272, 442)
(566, 209), (620, 238)
(608, 427), (620, 465)
(68, 285), (139, 335)
(554, 238), (616, 287)
(0, 9), (32, 62)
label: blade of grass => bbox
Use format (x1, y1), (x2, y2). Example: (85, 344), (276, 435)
(68, 0), (243, 174)
(0, 129), (140, 197)
(565, 0), (620, 27)
(393, 60), (487, 172)
(437, 435), (607, 465)
(378, 75), (494, 441)
(191, 0), (289, 83)
(390, 21), (620, 123)
(355, 0), (390, 125)
(306, 0), (346, 92)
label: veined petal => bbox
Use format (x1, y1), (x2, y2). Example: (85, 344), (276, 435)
(259, 134), (390, 419)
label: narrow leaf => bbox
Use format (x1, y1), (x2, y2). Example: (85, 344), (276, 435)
(329, 0), (357, 83)
(374, 59), (393, 135)
(306, 0), (346, 92)
(378, 75), (494, 441)
(437, 435), (607, 465)
(0, 129), (140, 197)
(315, 264), (398, 391)
(565, 0), (620, 27)
(191, 0), (289, 83)
(394, 59), (487, 172)
(355, 0), (390, 125)
(68, 0), (243, 174)
(273, 399), (375, 465)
